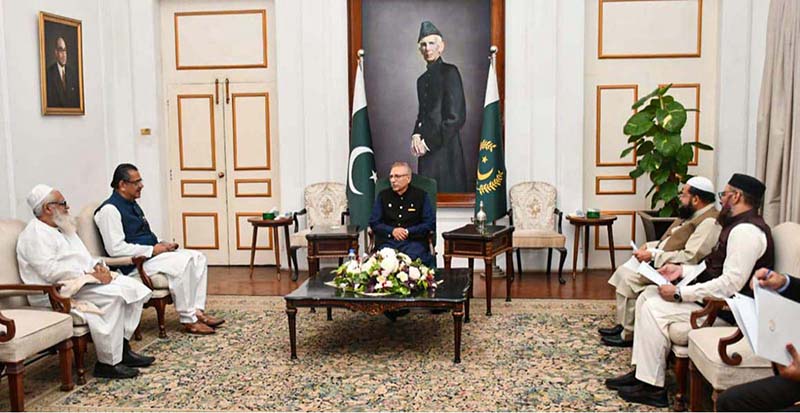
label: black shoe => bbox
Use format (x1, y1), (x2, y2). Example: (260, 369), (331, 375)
(602, 333), (633, 348)
(94, 362), (139, 379)
(122, 339), (155, 367)
(598, 324), (623, 336)
(605, 370), (638, 390)
(618, 384), (669, 408)
(383, 309), (410, 322)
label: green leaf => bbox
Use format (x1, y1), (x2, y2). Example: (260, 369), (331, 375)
(623, 109), (656, 136)
(652, 168), (670, 185)
(657, 101), (687, 133)
(632, 87), (661, 110)
(645, 183), (657, 198)
(661, 96), (675, 105)
(620, 146), (635, 158)
(630, 167), (646, 179)
(677, 144), (695, 165)
(628, 135), (643, 143)
(640, 154), (658, 172)
(659, 205), (674, 217)
(659, 181), (679, 203)
(658, 84), (673, 95)
(637, 140), (654, 157)
(688, 141), (714, 150)
(685, 108), (700, 112)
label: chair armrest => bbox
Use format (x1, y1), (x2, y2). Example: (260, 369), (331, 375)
(0, 283), (71, 314)
(131, 256), (155, 290)
(690, 298), (725, 329)
(554, 208), (564, 234)
(341, 209), (350, 226)
(718, 327), (745, 366)
(427, 230), (437, 257)
(292, 209), (307, 233)
(0, 311), (15, 342)
(367, 227), (375, 253)
(506, 208), (514, 226)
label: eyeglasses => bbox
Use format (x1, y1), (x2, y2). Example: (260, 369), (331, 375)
(717, 190), (740, 199)
(125, 178), (143, 186)
(389, 174), (409, 180)
(47, 200), (68, 208)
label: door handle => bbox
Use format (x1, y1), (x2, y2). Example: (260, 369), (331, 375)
(214, 79), (220, 105)
(225, 78), (230, 104)
(218, 172), (225, 178)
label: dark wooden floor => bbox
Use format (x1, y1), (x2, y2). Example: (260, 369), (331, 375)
(208, 265), (617, 299)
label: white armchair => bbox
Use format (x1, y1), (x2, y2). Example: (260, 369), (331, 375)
(289, 183), (348, 280)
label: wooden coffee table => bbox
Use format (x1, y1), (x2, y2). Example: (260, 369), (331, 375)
(284, 268), (471, 363)
(305, 225), (360, 278)
(247, 216), (294, 279)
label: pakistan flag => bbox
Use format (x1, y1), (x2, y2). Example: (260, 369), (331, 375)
(474, 58), (507, 222)
(346, 58), (377, 229)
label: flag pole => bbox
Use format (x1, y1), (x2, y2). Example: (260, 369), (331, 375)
(357, 48), (369, 254)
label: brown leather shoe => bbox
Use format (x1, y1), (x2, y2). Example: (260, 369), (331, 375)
(196, 312), (225, 328)
(183, 321), (215, 335)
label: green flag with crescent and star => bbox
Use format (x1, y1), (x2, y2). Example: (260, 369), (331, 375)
(346, 58), (377, 229)
(474, 57), (507, 222)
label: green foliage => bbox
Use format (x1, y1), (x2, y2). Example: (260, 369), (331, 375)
(619, 85), (713, 217)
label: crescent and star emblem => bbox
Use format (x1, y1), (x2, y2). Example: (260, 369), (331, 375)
(347, 146), (377, 195)
(477, 167), (494, 181)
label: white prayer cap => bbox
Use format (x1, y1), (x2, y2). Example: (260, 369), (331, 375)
(686, 176), (714, 194)
(26, 184), (54, 211)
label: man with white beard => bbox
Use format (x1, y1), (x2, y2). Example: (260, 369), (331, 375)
(95, 163), (224, 334)
(16, 184), (154, 379)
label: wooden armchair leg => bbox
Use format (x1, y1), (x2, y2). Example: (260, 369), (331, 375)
(557, 248), (567, 284)
(546, 248), (553, 278)
(154, 299), (168, 339)
(58, 339), (74, 391)
(689, 360), (703, 411)
(7, 362), (24, 412)
(73, 336), (87, 385)
(515, 248), (523, 279)
(673, 357), (688, 411)
(290, 246), (301, 281)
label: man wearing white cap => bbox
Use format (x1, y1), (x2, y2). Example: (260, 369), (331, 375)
(601, 176), (720, 347)
(16, 185), (154, 379)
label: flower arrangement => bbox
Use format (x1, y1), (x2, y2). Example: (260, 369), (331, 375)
(328, 248), (440, 296)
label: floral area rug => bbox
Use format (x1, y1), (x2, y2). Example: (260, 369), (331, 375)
(10, 295), (672, 411)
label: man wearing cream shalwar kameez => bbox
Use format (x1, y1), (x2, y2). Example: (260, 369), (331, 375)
(16, 185), (152, 379)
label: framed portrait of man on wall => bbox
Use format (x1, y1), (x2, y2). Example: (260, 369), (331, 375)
(38, 11), (85, 115)
(348, 0), (505, 207)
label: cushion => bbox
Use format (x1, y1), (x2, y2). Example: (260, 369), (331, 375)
(513, 229), (566, 249)
(130, 272), (170, 290)
(688, 327), (773, 391)
(290, 229), (311, 248)
(773, 222), (800, 277)
(509, 182), (557, 231)
(668, 317), (730, 347)
(672, 344), (689, 358)
(0, 220), (25, 286)
(304, 183), (347, 228)
(0, 309), (73, 362)
(76, 202), (107, 257)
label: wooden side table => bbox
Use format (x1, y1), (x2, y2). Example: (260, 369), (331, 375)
(247, 216), (294, 279)
(306, 225), (360, 278)
(442, 224), (514, 318)
(566, 214), (618, 277)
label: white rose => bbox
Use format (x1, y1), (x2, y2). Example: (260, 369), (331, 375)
(380, 255), (399, 274)
(376, 275), (387, 284)
(409, 266), (421, 281)
(383, 280), (393, 288)
(397, 272), (409, 282)
(379, 247), (396, 260)
(346, 260), (361, 274)
(397, 252), (412, 263)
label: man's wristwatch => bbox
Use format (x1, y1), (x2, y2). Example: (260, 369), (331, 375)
(673, 288), (683, 303)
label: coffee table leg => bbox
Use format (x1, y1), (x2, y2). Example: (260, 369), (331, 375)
(571, 224), (580, 278)
(272, 227), (281, 279)
(584, 225), (590, 271)
(466, 258), (474, 323)
(484, 258), (493, 316)
(326, 307), (332, 321)
(286, 306), (297, 359)
(283, 224), (293, 275)
(249, 225), (258, 279)
(505, 249), (513, 302)
(607, 223), (616, 270)
(453, 306), (463, 363)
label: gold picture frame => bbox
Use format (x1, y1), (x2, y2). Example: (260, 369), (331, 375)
(38, 12), (85, 115)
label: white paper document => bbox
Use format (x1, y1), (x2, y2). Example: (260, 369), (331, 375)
(623, 256), (639, 271)
(637, 261), (668, 286)
(677, 261), (707, 288)
(725, 283), (800, 366)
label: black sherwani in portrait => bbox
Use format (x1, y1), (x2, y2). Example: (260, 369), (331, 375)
(414, 57), (467, 193)
(46, 62), (80, 108)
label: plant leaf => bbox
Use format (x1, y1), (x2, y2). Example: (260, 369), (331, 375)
(637, 140), (654, 157)
(620, 146), (635, 158)
(652, 168), (670, 185)
(658, 101), (687, 133)
(688, 141), (714, 150)
(623, 109), (656, 136)
(658, 84), (673, 95)
(632, 87), (661, 110)
(677, 144), (695, 164)
(659, 204), (674, 217)
(659, 181), (679, 204)
(630, 167), (646, 179)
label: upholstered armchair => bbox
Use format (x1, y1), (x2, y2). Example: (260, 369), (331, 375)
(366, 175), (437, 257)
(686, 221), (800, 411)
(506, 182), (568, 283)
(0, 219), (76, 410)
(290, 183), (348, 280)
(76, 203), (174, 339)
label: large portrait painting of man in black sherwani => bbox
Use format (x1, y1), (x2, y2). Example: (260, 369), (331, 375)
(38, 12), (85, 115)
(350, 0), (504, 206)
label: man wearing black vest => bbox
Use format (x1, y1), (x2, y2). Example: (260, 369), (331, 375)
(606, 173), (775, 407)
(95, 164), (224, 335)
(717, 269), (800, 411)
(368, 161), (435, 268)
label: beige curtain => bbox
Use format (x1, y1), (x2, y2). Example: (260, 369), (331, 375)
(756, 0), (800, 225)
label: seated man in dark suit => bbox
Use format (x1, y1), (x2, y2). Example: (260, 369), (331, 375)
(369, 161), (435, 268)
(717, 268), (800, 412)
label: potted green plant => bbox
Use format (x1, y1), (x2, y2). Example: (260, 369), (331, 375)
(620, 84), (713, 241)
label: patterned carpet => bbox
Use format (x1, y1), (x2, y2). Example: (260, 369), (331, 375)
(7, 295), (672, 411)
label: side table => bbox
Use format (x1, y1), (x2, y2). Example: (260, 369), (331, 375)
(442, 224), (514, 317)
(247, 216), (294, 279)
(566, 214), (618, 277)
(306, 225), (360, 278)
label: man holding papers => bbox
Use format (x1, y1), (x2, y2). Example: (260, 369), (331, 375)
(602, 176), (720, 347)
(606, 173), (775, 407)
(717, 269), (800, 411)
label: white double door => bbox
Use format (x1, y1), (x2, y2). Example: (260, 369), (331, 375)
(162, 0), (279, 265)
